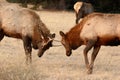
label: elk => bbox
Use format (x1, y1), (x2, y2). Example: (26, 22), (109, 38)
(0, 2), (55, 64)
(74, 2), (94, 24)
(60, 12), (120, 74)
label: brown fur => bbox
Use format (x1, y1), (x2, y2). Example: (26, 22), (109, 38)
(66, 21), (84, 49)
(0, 3), (55, 64)
(60, 12), (120, 74)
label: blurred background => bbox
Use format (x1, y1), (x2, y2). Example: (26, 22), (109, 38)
(6, 0), (120, 13)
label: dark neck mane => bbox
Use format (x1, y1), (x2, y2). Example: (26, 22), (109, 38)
(65, 13), (103, 49)
(66, 21), (84, 49)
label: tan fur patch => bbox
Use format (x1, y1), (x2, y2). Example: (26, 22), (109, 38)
(80, 12), (120, 44)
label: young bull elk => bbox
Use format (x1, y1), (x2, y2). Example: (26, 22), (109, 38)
(60, 12), (120, 74)
(0, 3), (55, 64)
(74, 2), (94, 24)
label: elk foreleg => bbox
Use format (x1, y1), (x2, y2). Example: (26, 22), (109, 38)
(88, 45), (100, 74)
(83, 40), (96, 74)
(23, 36), (32, 64)
(0, 29), (4, 41)
(75, 13), (79, 24)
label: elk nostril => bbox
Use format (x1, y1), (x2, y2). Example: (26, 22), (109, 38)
(38, 50), (44, 57)
(38, 53), (43, 57)
(66, 51), (72, 57)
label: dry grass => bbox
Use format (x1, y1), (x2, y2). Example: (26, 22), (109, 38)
(0, 11), (120, 80)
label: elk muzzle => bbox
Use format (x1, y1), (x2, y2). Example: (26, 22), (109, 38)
(38, 40), (53, 57)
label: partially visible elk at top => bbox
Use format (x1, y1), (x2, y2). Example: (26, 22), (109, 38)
(74, 2), (94, 24)
(0, 2), (55, 64)
(59, 12), (120, 74)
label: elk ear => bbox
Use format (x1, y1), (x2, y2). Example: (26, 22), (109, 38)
(59, 31), (65, 37)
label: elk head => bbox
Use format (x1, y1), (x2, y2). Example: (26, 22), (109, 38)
(59, 31), (72, 56)
(38, 33), (55, 57)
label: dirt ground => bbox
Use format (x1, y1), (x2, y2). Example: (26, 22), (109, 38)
(0, 10), (120, 80)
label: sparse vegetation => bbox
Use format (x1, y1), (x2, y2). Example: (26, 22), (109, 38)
(0, 66), (39, 80)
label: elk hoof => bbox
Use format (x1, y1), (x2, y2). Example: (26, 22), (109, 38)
(87, 69), (92, 74)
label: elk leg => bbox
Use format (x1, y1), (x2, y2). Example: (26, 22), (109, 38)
(83, 40), (96, 72)
(0, 29), (4, 41)
(76, 11), (83, 24)
(88, 45), (100, 74)
(23, 36), (32, 64)
(76, 13), (79, 24)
